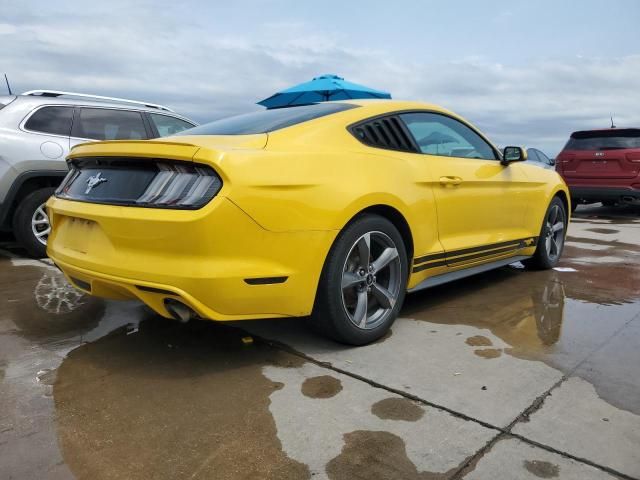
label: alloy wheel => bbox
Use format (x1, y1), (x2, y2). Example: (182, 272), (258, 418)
(31, 203), (51, 246)
(341, 231), (402, 330)
(544, 204), (565, 261)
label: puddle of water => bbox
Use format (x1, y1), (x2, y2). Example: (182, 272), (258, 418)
(401, 237), (640, 414)
(523, 459), (560, 478)
(326, 430), (460, 480)
(371, 398), (424, 422)
(53, 319), (311, 480)
(585, 228), (619, 234)
(465, 336), (493, 347)
(0, 259), (105, 343)
(301, 375), (343, 399)
(474, 349), (502, 359)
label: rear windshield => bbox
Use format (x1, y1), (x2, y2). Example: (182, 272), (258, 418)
(176, 103), (358, 136)
(565, 129), (640, 150)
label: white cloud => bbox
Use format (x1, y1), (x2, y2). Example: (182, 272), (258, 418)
(1, 4), (639, 155)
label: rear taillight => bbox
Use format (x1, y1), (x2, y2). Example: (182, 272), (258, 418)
(135, 164), (221, 207)
(56, 159), (222, 209)
(626, 152), (640, 163)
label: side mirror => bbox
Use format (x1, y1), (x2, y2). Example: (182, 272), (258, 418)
(502, 146), (527, 165)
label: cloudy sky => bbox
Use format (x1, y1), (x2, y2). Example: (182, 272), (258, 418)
(2, 0), (639, 155)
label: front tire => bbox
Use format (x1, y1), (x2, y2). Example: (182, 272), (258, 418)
(13, 188), (55, 258)
(312, 214), (408, 345)
(524, 197), (567, 270)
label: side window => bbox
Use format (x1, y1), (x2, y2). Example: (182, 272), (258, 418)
(527, 149), (541, 162)
(400, 112), (497, 160)
(149, 113), (194, 137)
(537, 150), (553, 165)
(24, 106), (74, 136)
(75, 108), (148, 140)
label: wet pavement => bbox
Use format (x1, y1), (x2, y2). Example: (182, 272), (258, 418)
(0, 204), (639, 479)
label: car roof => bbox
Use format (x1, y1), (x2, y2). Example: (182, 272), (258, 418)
(13, 93), (193, 122)
(331, 99), (456, 115)
(571, 128), (640, 135)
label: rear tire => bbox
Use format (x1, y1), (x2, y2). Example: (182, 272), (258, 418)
(12, 188), (55, 258)
(524, 197), (567, 270)
(311, 214), (408, 345)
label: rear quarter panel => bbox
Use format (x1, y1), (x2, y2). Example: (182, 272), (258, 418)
(195, 121), (441, 265)
(519, 162), (571, 230)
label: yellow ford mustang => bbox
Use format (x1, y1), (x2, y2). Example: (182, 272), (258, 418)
(47, 100), (569, 345)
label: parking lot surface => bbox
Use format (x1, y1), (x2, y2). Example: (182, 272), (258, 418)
(1, 205), (639, 479)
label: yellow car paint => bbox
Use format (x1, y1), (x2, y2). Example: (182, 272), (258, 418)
(47, 100), (569, 322)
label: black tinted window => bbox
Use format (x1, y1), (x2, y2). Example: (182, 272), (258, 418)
(150, 113), (194, 137)
(75, 108), (148, 140)
(400, 112), (497, 160)
(25, 106), (74, 136)
(177, 103), (358, 136)
(565, 129), (640, 150)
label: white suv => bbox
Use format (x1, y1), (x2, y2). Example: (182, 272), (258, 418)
(0, 90), (196, 257)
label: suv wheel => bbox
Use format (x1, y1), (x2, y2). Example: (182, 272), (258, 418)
(13, 187), (55, 258)
(312, 214), (408, 345)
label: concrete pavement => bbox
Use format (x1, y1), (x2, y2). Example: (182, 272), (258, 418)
(0, 204), (638, 479)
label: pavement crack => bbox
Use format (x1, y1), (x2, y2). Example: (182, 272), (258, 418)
(247, 330), (639, 480)
(256, 334), (504, 432)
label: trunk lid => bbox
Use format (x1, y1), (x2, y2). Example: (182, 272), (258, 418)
(558, 129), (640, 180)
(60, 139), (232, 209)
(163, 134), (268, 150)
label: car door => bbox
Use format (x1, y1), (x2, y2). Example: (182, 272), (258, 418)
(69, 107), (151, 149)
(399, 112), (531, 267)
(21, 105), (74, 166)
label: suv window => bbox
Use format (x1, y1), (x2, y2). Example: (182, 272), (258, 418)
(24, 106), (74, 136)
(177, 103), (358, 136)
(400, 112), (497, 160)
(565, 129), (640, 150)
(75, 108), (148, 140)
(150, 113), (194, 137)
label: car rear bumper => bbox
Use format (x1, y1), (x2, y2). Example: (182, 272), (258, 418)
(569, 186), (640, 203)
(46, 195), (336, 320)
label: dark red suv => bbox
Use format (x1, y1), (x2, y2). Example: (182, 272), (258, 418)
(556, 128), (640, 209)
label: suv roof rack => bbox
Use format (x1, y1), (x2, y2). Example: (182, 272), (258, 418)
(21, 90), (174, 112)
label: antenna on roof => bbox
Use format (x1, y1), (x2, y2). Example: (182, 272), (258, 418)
(610, 114), (616, 129)
(3, 74), (12, 95)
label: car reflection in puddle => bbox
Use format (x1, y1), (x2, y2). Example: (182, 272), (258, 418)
(3, 262), (105, 344)
(403, 268), (566, 356)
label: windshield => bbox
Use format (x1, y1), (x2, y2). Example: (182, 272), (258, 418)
(565, 129), (640, 150)
(176, 103), (358, 136)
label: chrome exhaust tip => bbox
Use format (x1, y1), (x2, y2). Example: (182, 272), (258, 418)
(164, 298), (195, 323)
